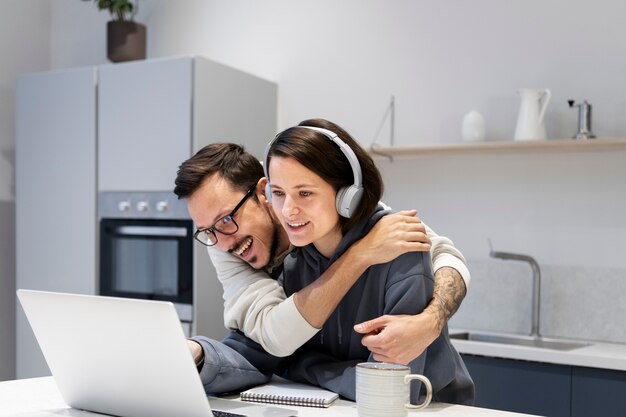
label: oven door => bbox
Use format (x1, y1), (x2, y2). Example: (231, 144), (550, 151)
(99, 218), (193, 306)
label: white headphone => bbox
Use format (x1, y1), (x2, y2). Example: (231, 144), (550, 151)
(263, 126), (364, 218)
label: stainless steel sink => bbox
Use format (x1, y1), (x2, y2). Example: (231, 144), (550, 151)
(450, 332), (591, 351)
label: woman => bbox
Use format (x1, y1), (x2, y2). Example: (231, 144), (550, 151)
(264, 118), (474, 404)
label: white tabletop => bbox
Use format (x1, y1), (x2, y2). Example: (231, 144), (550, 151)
(0, 376), (538, 417)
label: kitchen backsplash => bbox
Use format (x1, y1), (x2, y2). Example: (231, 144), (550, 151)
(449, 260), (626, 345)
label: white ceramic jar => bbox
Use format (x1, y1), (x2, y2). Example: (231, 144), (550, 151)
(462, 110), (486, 142)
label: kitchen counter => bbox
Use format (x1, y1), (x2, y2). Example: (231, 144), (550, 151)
(0, 376), (538, 417)
(450, 329), (626, 371)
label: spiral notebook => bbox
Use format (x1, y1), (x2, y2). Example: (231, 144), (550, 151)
(240, 380), (339, 408)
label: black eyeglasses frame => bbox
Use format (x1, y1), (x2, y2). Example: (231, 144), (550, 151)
(193, 188), (255, 246)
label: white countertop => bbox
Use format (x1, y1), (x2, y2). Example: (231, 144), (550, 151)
(0, 377), (538, 417)
(450, 329), (626, 371)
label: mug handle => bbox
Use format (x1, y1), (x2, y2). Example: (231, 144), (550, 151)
(404, 374), (433, 410)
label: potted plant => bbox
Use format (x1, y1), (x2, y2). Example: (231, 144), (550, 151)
(89, 0), (146, 62)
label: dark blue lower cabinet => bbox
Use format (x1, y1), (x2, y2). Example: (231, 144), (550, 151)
(462, 354), (571, 417)
(571, 367), (626, 417)
(462, 354), (626, 417)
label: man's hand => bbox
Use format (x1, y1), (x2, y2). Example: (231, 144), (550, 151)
(354, 314), (439, 365)
(187, 340), (204, 368)
(351, 210), (431, 265)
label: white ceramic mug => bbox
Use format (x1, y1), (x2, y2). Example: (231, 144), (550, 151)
(356, 362), (432, 417)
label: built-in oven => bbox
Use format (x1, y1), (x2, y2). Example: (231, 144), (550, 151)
(98, 192), (194, 336)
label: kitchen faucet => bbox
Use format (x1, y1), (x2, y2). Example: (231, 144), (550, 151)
(489, 247), (542, 339)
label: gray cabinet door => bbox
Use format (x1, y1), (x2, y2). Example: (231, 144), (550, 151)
(98, 57), (192, 191)
(16, 68), (97, 378)
(462, 354), (572, 417)
(192, 57), (277, 159)
(572, 367), (626, 417)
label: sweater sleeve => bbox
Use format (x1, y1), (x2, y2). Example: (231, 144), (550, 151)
(382, 256), (432, 403)
(424, 222), (471, 288)
(207, 247), (318, 356)
(377, 202), (470, 288)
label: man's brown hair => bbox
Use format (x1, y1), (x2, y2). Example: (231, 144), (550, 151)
(174, 143), (264, 198)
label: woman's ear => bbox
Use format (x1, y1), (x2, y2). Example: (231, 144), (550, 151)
(256, 177), (270, 205)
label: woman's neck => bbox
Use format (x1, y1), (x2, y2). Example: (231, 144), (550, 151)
(312, 225), (343, 259)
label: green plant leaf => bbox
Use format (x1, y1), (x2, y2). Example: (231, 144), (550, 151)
(92, 0), (134, 21)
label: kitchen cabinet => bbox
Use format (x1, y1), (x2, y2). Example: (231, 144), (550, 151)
(462, 354), (626, 417)
(16, 67), (97, 380)
(463, 354), (571, 417)
(98, 56), (276, 191)
(16, 56), (277, 378)
(98, 58), (192, 191)
(571, 367), (626, 417)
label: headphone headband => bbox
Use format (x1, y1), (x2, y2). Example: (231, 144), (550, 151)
(297, 126), (362, 186)
(263, 125), (364, 218)
(263, 126), (362, 186)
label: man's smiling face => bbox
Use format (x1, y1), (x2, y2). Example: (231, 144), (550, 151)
(186, 174), (281, 270)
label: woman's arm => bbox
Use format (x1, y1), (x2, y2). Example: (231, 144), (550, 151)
(354, 225), (469, 364)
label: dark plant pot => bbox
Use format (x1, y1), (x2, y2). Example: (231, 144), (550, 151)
(107, 21), (146, 63)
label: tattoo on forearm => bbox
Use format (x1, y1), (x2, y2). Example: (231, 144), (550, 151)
(432, 267), (467, 325)
(429, 291), (448, 332)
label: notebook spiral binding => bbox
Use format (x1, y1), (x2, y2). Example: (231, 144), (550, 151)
(241, 392), (331, 408)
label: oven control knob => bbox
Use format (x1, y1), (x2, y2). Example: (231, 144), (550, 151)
(136, 201), (149, 212)
(156, 201), (168, 212)
(118, 201), (131, 212)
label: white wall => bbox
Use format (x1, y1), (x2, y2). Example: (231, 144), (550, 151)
(51, 0), (626, 142)
(1, 0), (50, 381)
(378, 150), (626, 267)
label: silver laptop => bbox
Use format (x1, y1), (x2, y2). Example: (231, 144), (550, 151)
(17, 289), (297, 417)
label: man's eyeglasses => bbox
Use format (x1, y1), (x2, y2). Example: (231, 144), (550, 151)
(193, 188), (254, 246)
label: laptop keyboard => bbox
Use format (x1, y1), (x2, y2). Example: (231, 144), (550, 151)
(212, 410), (246, 417)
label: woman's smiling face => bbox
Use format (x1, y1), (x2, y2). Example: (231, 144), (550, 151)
(267, 156), (342, 258)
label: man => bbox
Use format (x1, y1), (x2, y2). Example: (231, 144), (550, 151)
(173, 143), (469, 393)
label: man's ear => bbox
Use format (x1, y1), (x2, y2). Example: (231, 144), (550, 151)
(256, 177), (270, 205)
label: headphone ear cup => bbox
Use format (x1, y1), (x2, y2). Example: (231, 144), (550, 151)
(265, 182), (272, 204)
(335, 186), (364, 218)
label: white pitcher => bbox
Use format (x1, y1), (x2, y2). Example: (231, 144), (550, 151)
(514, 88), (551, 140)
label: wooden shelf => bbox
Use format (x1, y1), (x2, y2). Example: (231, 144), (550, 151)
(368, 137), (626, 159)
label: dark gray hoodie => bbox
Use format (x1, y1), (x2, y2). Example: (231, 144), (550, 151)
(280, 205), (474, 404)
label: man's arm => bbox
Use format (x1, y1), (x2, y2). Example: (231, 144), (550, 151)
(354, 225), (469, 365)
(208, 210), (429, 357)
